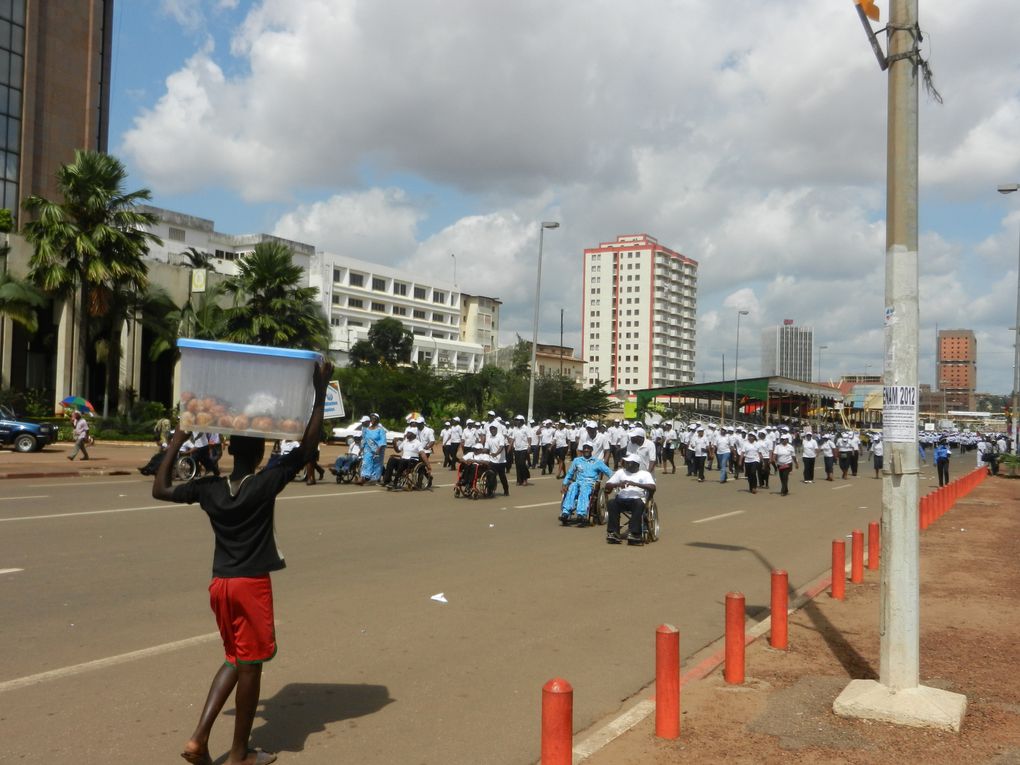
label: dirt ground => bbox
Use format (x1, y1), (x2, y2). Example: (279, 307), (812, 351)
(585, 475), (1020, 765)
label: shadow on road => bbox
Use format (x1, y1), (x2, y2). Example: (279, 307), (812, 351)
(686, 540), (876, 679)
(247, 682), (394, 754)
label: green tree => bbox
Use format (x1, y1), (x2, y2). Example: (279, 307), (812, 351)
(349, 318), (414, 368)
(22, 150), (161, 396)
(221, 240), (329, 350)
(0, 272), (47, 333)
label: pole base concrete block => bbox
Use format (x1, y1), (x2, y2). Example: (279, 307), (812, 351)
(832, 679), (967, 732)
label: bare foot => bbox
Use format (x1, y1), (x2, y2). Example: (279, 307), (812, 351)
(181, 741), (213, 765)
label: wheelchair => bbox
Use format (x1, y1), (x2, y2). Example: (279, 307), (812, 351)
(454, 462), (497, 499)
(606, 488), (660, 544)
(389, 459), (434, 491)
(559, 477), (608, 526)
(330, 455), (362, 484)
(174, 453), (198, 481)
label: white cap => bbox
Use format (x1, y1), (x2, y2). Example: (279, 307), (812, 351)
(359, 415), (370, 423)
(621, 454), (640, 465)
(631, 428), (646, 438)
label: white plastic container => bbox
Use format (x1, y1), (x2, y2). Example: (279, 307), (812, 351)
(177, 339), (322, 439)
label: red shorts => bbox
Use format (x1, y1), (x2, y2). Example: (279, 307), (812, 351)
(208, 575), (277, 667)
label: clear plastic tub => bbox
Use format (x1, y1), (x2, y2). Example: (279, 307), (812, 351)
(177, 339), (322, 439)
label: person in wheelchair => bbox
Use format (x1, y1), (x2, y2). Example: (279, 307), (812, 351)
(331, 434), (362, 481)
(383, 429), (426, 488)
(559, 442), (613, 524)
(605, 454), (656, 545)
(454, 446), (492, 496)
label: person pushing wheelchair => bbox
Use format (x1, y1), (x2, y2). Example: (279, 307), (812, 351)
(559, 441), (612, 524)
(605, 454), (656, 545)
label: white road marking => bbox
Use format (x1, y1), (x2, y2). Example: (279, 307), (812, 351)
(24, 479), (142, 488)
(0, 488), (376, 522)
(833, 484), (852, 490)
(0, 495), (48, 501)
(0, 568), (24, 575)
(691, 510), (745, 524)
(0, 632), (221, 694)
(514, 501), (562, 509)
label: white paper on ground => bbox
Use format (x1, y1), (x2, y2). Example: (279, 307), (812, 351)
(430, 592), (448, 603)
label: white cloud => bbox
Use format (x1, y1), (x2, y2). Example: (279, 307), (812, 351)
(122, 0), (1020, 393)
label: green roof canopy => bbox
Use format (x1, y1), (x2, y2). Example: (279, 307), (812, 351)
(635, 376), (840, 410)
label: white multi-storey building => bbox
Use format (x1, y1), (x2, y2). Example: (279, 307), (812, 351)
(138, 206), (487, 373)
(581, 234), (698, 391)
(309, 253), (487, 373)
(761, 322), (813, 381)
(139, 205), (315, 279)
(459, 293), (501, 353)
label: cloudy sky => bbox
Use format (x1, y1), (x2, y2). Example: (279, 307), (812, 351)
(110, 0), (1020, 394)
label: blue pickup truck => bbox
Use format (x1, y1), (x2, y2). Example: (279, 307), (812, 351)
(0, 404), (59, 452)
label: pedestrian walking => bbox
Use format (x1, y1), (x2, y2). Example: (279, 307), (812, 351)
(67, 411), (91, 461)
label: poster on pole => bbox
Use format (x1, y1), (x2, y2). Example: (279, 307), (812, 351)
(323, 381), (345, 420)
(883, 385), (917, 442)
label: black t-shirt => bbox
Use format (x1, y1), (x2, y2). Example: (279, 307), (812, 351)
(171, 449), (304, 578)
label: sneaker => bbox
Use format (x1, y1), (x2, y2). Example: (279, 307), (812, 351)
(559, 513), (570, 524)
(606, 535), (622, 544)
(805, 480), (813, 484)
(575, 514), (589, 525)
(626, 535), (644, 546)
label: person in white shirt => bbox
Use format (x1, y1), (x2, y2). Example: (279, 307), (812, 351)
(800, 432), (818, 483)
(528, 419), (540, 468)
(462, 419), (480, 450)
(382, 429), (424, 488)
(486, 424), (510, 496)
(689, 427), (709, 481)
(651, 424), (665, 466)
(414, 419), (436, 469)
(661, 423), (677, 474)
(448, 417), (463, 467)
(440, 421), (452, 468)
(539, 420), (556, 475)
(581, 421), (611, 464)
(612, 420), (631, 469)
(870, 433), (884, 478)
(738, 432), (761, 494)
(849, 430), (861, 476)
(819, 434), (836, 481)
(510, 415), (532, 486)
(771, 434), (798, 496)
(712, 427), (731, 483)
(836, 431), (855, 479)
(626, 428), (658, 473)
(552, 420), (570, 479)
(755, 431), (772, 489)
(604, 455), (656, 545)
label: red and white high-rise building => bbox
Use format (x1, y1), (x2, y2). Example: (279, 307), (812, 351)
(581, 234), (698, 391)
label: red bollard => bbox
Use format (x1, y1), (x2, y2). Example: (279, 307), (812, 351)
(541, 678), (573, 765)
(655, 624), (680, 739)
(851, 530), (864, 583)
(919, 495), (928, 530)
(770, 570), (789, 650)
(867, 521), (880, 570)
(831, 540), (846, 600)
(724, 592), (745, 684)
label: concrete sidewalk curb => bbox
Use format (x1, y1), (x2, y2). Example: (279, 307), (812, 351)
(570, 565), (840, 763)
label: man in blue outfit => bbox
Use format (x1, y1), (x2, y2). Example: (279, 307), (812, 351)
(559, 442), (613, 524)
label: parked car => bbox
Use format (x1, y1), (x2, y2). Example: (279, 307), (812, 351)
(330, 421), (404, 444)
(0, 405), (59, 452)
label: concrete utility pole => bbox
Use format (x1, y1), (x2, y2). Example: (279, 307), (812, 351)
(834, 0), (966, 730)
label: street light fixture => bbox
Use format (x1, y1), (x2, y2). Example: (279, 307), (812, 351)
(998, 184), (1020, 454)
(733, 310), (749, 426)
(527, 221), (559, 423)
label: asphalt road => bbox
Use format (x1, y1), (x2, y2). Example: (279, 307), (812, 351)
(0, 462), (887, 764)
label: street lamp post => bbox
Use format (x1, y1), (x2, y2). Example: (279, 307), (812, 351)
(997, 183), (1020, 454)
(733, 310), (749, 426)
(527, 221), (559, 423)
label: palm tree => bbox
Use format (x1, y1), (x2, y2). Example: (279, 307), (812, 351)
(0, 272), (47, 334)
(222, 240), (329, 350)
(22, 150), (162, 397)
(183, 246), (214, 269)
